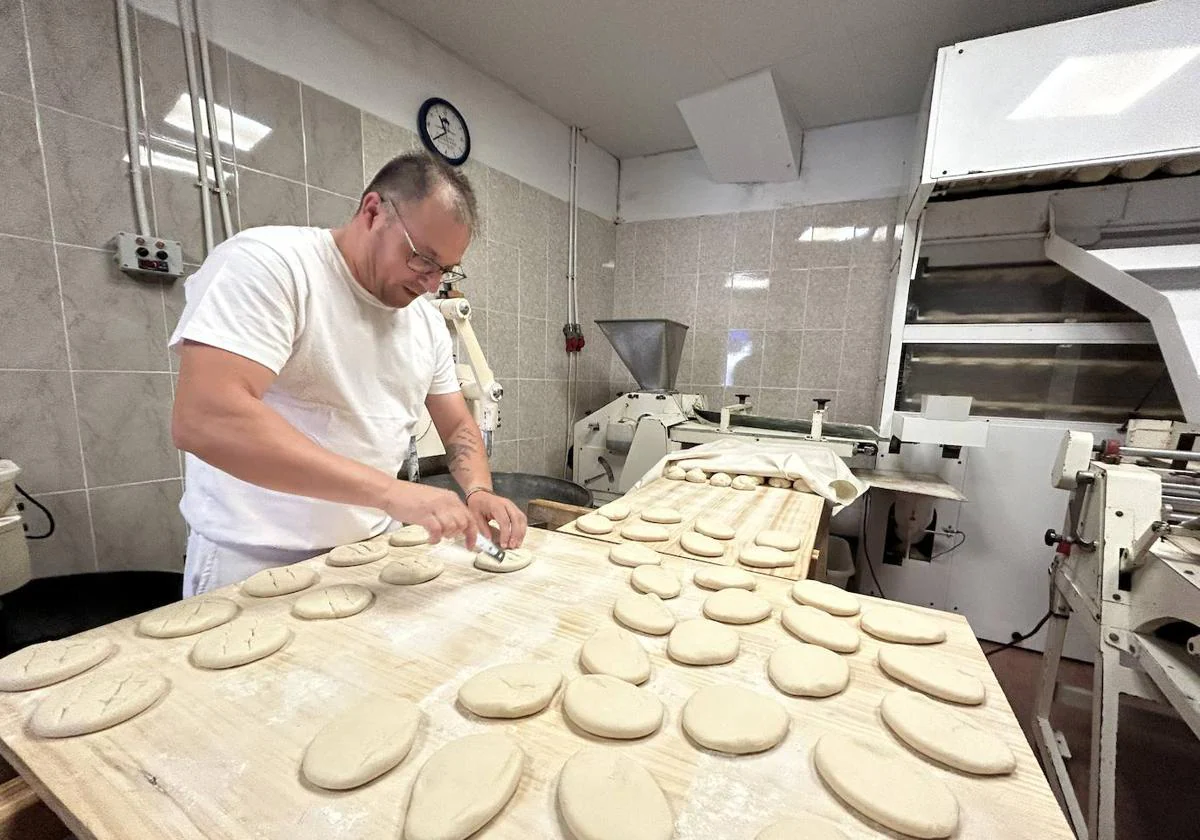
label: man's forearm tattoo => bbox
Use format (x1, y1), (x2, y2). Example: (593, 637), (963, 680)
(445, 425), (482, 481)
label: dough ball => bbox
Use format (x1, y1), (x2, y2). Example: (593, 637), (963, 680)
(667, 619), (739, 665)
(388, 524), (430, 547)
(138, 598), (239, 638)
(31, 671), (168, 738)
(326, 541), (387, 567)
(475, 547), (532, 573)
(693, 567), (756, 591)
(621, 522), (671, 542)
(682, 684), (789, 755)
(708, 472), (733, 487)
(580, 626), (651, 685)
(731, 475), (759, 491)
(576, 513), (615, 535)
(684, 468), (707, 483)
(609, 542), (661, 567)
(861, 607), (947, 644)
(641, 506), (682, 524)
(664, 466), (687, 481)
(880, 690), (1015, 775)
(693, 516), (736, 540)
(563, 674), (663, 739)
(702, 588), (772, 624)
(596, 500), (631, 521)
(630, 565), (681, 599)
(242, 565), (318, 598)
(191, 618), (291, 669)
(791, 478), (812, 492)
(301, 697), (421, 790)
(738, 544), (794, 569)
(558, 747), (674, 840)
(781, 605), (860, 653)
(458, 662), (563, 718)
(755, 529), (802, 551)
(876, 645), (985, 705)
(768, 643), (850, 697)
(291, 584), (374, 620)
(766, 477), (792, 489)
(756, 817), (848, 840)
(0, 638), (114, 692)
(613, 592), (676, 635)
(404, 733), (524, 840)
(791, 579), (859, 616)
(380, 554), (444, 585)
(680, 531), (725, 558)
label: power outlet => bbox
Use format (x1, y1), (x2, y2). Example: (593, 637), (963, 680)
(112, 232), (184, 280)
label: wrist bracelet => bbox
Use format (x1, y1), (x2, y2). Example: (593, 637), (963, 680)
(464, 485), (493, 502)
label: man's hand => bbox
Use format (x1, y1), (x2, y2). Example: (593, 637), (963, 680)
(466, 490), (528, 549)
(381, 481), (478, 549)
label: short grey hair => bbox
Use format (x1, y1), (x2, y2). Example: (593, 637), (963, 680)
(361, 153), (478, 234)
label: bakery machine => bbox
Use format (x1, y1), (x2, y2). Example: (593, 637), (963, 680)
(0, 461), (33, 596)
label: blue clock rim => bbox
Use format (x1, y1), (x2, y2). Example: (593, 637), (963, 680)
(417, 97), (471, 166)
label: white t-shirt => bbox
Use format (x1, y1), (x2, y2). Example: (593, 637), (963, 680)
(169, 226), (459, 551)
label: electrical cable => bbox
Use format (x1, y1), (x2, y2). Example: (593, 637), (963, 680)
(15, 483), (55, 540)
(984, 610), (1053, 657)
(930, 530), (967, 559)
(861, 491), (886, 599)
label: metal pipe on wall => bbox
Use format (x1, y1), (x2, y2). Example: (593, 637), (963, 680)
(193, 0), (235, 240)
(176, 0), (215, 255)
(563, 127), (581, 462)
(115, 0), (151, 236)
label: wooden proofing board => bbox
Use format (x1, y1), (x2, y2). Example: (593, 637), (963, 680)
(557, 477), (728, 545)
(0, 528), (1072, 840)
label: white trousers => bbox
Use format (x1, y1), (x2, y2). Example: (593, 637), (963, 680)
(183, 531), (327, 597)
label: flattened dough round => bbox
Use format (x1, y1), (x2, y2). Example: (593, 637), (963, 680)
(380, 554), (444, 585)
(630, 565), (681, 599)
(768, 643), (850, 697)
(739, 544), (794, 568)
(563, 674), (663, 739)
(138, 598), (238, 638)
(708, 472), (732, 487)
(609, 542), (661, 567)
(327, 541), (387, 567)
(702, 588), (771, 624)
(791, 579), (859, 616)
(667, 619), (739, 665)
(861, 607), (947, 644)
(558, 747), (674, 840)
(576, 513), (615, 535)
(191, 618), (291, 669)
(31, 671), (168, 738)
(641, 506), (682, 524)
(388, 524), (430, 547)
(291, 584), (373, 620)
(596, 500), (631, 520)
(475, 547), (532, 573)
(664, 465), (686, 480)
(302, 697), (421, 789)
(682, 684), (788, 754)
(684, 468), (707, 483)
(458, 662), (562, 718)
(242, 565), (318, 597)
(405, 733), (524, 840)
(877, 645), (985, 705)
(757, 817), (848, 840)
(613, 592), (675, 635)
(0, 638), (115, 692)
(755, 529), (801, 551)
(767, 476), (792, 489)
(693, 566), (756, 591)
(693, 516), (736, 540)
(731, 475), (759, 491)
(580, 627), (650, 684)
(881, 690), (1015, 775)
(814, 733), (959, 839)
(621, 522), (670, 542)
(781, 605), (860, 653)
(680, 530), (725, 558)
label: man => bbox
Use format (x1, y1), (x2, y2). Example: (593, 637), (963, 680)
(170, 153), (526, 596)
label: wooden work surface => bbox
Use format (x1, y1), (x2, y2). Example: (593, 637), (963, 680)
(560, 477), (826, 580)
(0, 528), (1071, 840)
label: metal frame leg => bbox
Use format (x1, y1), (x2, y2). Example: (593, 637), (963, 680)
(1089, 643), (1121, 840)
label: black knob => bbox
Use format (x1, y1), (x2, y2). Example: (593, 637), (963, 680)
(156, 250), (169, 260)
(1044, 529), (1063, 547)
(135, 246), (149, 257)
(735, 393), (750, 404)
(814, 398), (831, 409)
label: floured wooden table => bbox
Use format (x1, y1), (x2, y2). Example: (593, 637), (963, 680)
(0, 528), (1070, 840)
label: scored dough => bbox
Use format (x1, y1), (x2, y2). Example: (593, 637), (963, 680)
(558, 747), (674, 840)
(458, 662), (563, 718)
(405, 733), (524, 840)
(242, 565), (318, 597)
(680, 530), (725, 558)
(641, 506), (683, 524)
(576, 513), (615, 535)
(388, 524), (430, 547)
(191, 618), (291, 669)
(580, 626), (651, 684)
(693, 516), (736, 540)
(475, 547), (532, 573)
(613, 592), (676, 635)
(739, 544), (794, 569)
(610, 542), (661, 567)
(766, 477), (792, 489)
(693, 566), (756, 591)
(31, 671), (168, 738)
(621, 522), (671, 542)
(380, 554), (444, 585)
(684, 467), (708, 483)
(861, 607), (947, 644)
(781, 605), (860, 653)
(596, 500), (631, 521)
(630, 565), (681, 599)
(877, 645), (985, 705)
(791, 579), (860, 616)
(292, 584), (374, 620)
(880, 690), (1016, 775)
(708, 472), (732, 487)
(814, 733), (959, 839)
(768, 643), (850, 697)
(563, 674), (663, 739)
(731, 475), (759, 491)
(702, 588), (772, 624)
(302, 697), (422, 790)
(667, 619), (739, 665)
(0, 638), (115, 692)
(327, 541), (388, 567)
(682, 684), (789, 754)
(664, 465), (687, 480)
(756, 817), (848, 840)
(138, 598), (238, 638)
(755, 529), (801, 551)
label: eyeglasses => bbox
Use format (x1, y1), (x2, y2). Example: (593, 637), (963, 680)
(385, 198), (467, 283)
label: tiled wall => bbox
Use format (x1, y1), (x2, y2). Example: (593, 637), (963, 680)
(0, 0), (614, 577)
(611, 199), (900, 426)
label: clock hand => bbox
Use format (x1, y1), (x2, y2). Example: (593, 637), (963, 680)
(430, 127), (448, 141)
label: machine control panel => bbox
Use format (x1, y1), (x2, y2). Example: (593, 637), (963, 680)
(112, 232), (184, 279)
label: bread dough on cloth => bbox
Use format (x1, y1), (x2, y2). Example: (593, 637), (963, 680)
(388, 524), (430, 547)
(576, 513), (615, 535)
(738, 544), (794, 569)
(861, 606), (947, 644)
(380, 554), (444, 585)
(609, 542), (661, 567)
(664, 465), (687, 480)
(791, 579), (859, 616)
(880, 690), (1015, 775)
(680, 530), (725, 558)
(457, 662), (562, 718)
(767, 477), (792, 489)
(30, 671), (168, 738)
(0, 638), (115, 691)
(563, 674), (663, 739)
(191, 618), (291, 669)
(755, 529), (802, 551)
(667, 619), (739, 665)
(613, 592), (676, 635)
(682, 684), (788, 754)
(768, 642), (850, 697)
(708, 472), (733, 487)
(242, 565), (318, 597)
(641, 506), (683, 524)
(301, 696), (421, 790)
(693, 516), (736, 540)
(326, 541), (387, 567)
(813, 732), (959, 839)
(580, 626), (651, 684)
(621, 522), (671, 542)
(756, 817), (848, 840)
(138, 597), (238, 638)
(877, 645), (985, 705)
(558, 747), (674, 840)
(702, 588), (771, 624)
(684, 468), (708, 483)
(781, 605), (860, 653)
(475, 547), (532, 572)
(404, 732), (524, 840)
(693, 566), (756, 591)
(630, 565), (680, 599)
(291, 584), (373, 619)
(596, 500), (632, 520)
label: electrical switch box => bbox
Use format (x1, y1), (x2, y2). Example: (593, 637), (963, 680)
(112, 232), (184, 279)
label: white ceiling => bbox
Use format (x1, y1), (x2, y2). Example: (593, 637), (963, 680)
(374, 0), (1139, 159)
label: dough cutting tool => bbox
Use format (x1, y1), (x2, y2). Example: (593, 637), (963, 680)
(473, 531), (506, 564)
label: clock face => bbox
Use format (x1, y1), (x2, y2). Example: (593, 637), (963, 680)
(418, 98), (471, 166)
